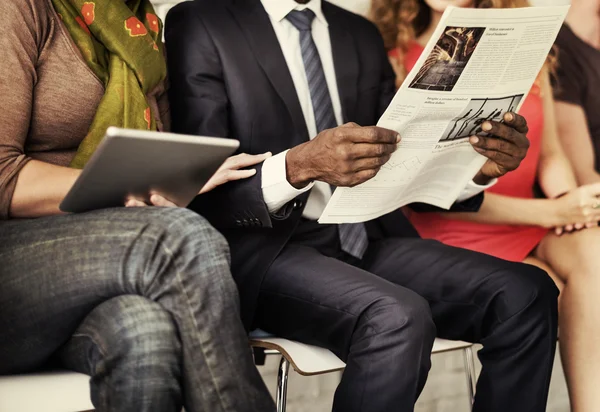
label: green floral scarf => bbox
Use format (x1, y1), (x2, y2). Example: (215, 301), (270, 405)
(51, 0), (167, 168)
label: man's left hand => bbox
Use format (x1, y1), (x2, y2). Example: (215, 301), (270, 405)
(470, 112), (530, 185)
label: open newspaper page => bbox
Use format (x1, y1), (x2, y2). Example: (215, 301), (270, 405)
(319, 5), (569, 224)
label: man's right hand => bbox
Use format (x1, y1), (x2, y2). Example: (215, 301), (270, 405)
(285, 123), (400, 189)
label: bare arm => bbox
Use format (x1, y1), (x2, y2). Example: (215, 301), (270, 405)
(9, 161), (80, 218)
(438, 192), (557, 227)
(537, 70), (578, 197)
(438, 185), (600, 230)
(555, 101), (600, 185)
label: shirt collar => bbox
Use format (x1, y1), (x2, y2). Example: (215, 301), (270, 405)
(260, 0), (328, 27)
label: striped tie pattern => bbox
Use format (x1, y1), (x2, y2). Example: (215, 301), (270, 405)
(286, 9), (369, 259)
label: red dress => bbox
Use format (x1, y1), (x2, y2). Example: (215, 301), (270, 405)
(396, 44), (549, 262)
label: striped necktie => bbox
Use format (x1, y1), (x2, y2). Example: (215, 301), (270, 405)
(286, 9), (369, 259)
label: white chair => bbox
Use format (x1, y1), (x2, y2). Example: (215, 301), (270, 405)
(0, 370), (93, 412)
(250, 336), (477, 412)
(0, 338), (477, 412)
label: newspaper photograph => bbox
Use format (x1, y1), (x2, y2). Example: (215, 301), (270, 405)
(410, 26), (485, 92)
(319, 5), (570, 224)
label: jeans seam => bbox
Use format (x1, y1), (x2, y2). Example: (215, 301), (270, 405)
(160, 240), (230, 412)
(0, 234), (140, 258)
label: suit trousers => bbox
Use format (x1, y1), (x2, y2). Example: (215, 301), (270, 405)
(254, 219), (558, 412)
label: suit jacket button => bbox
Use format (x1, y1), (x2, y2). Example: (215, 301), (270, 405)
(297, 200), (304, 208)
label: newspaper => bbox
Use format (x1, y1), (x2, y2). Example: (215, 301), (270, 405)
(319, 5), (569, 224)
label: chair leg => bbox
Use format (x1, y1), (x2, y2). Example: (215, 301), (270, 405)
(276, 356), (290, 412)
(462, 346), (477, 408)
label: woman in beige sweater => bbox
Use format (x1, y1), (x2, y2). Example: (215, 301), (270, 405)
(0, 0), (275, 411)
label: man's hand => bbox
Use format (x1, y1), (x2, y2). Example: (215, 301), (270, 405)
(285, 123), (400, 189)
(470, 112), (530, 185)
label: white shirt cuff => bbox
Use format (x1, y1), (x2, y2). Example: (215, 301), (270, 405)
(456, 179), (497, 202)
(261, 150), (314, 214)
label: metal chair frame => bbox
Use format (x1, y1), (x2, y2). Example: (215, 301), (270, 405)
(255, 342), (477, 412)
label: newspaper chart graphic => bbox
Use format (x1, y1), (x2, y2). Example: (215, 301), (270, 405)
(377, 155), (423, 183)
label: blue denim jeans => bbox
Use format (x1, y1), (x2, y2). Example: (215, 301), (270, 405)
(0, 207), (275, 412)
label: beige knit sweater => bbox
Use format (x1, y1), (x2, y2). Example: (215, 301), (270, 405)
(0, 0), (169, 219)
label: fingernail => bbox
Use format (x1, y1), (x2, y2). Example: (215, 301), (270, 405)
(482, 122), (492, 132)
(396, 134), (401, 143)
(504, 112), (514, 122)
(264, 152), (272, 157)
(470, 136), (479, 144)
(249, 168), (257, 175)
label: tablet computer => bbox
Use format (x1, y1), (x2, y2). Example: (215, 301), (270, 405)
(60, 127), (240, 213)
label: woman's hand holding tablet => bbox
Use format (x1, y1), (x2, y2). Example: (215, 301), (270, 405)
(60, 127), (245, 213)
(123, 151), (271, 208)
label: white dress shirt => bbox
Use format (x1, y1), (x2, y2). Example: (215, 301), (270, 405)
(260, 0), (495, 219)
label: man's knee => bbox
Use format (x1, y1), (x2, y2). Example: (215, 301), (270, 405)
(491, 263), (559, 323)
(361, 289), (435, 344)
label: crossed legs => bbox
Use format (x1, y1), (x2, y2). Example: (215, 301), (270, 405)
(0, 207), (274, 412)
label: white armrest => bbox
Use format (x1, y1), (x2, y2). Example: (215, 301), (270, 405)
(0, 371), (93, 412)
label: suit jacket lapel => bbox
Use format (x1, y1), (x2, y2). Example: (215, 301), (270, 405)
(324, 3), (359, 123)
(228, 0), (310, 144)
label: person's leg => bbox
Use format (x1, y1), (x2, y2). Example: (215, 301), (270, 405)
(56, 296), (183, 412)
(0, 207), (274, 412)
(364, 238), (558, 412)
(254, 244), (436, 412)
(535, 227), (600, 412)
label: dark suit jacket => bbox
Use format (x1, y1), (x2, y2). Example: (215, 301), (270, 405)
(165, 0), (483, 329)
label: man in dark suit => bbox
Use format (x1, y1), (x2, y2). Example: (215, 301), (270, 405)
(165, 1), (559, 411)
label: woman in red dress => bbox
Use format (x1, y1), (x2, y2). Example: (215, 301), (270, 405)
(370, 0), (600, 410)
